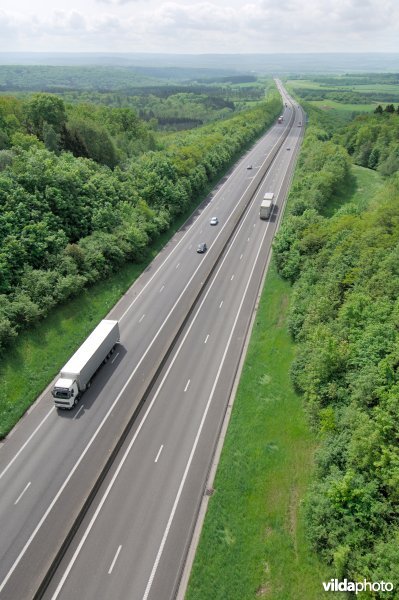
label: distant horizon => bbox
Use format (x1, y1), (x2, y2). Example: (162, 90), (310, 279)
(1, 51), (398, 75)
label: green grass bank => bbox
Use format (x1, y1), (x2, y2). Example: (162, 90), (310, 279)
(322, 164), (384, 217)
(185, 148), (384, 598)
(185, 261), (331, 600)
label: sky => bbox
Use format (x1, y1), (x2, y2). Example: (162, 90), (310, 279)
(0, 0), (398, 54)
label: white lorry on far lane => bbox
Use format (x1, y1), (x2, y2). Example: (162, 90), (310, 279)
(52, 319), (120, 409)
(260, 193), (274, 220)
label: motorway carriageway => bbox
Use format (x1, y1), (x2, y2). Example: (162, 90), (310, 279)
(0, 82), (304, 600)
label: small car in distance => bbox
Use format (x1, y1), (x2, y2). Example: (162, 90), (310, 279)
(197, 243), (207, 253)
(246, 165), (253, 170)
(210, 217), (219, 226)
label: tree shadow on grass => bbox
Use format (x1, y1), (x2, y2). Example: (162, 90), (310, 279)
(321, 171), (358, 218)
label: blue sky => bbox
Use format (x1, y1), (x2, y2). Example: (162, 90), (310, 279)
(1, 0), (398, 53)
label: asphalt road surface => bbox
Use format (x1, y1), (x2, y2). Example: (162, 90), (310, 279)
(0, 81), (304, 600)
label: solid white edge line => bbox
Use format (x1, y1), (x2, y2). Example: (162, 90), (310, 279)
(176, 98), (301, 600)
(2, 96), (294, 597)
(50, 110), (299, 594)
(108, 545), (122, 575)
(154, 446), (164, 464)
(74, 406), (84, 420)
(14, 482), (31, 506)
(0, 408), (55, 481)
(0, 222), (236, 595)
(48, 152), (269, 600)
(0, 156), (269, 594)
(0, 104), (287, 483)
(118, 118), (288, 324)
(143, 118), (298, 598)
(142, 201), (273, 600)
(111, 352), (120, 364)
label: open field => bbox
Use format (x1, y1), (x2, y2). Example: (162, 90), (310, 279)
(286, 77), (399, 116)
(286, 79), (399, 94)
(308, 99), (377, 112)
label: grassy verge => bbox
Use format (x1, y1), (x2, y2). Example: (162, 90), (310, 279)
(308, 99), (377, 113)
(185, 156), (384, 599)
(0, 198), (205, 438)
(322, 164), (384, 217)
(185, 261), (331, 600)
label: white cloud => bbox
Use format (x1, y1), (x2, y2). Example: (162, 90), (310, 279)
(152, 2), (238, 32)
(0, 0), (398, 52)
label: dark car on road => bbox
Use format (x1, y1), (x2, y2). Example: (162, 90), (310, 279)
(197, 243), (207, 253)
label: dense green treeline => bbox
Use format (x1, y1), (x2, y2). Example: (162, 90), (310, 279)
(0, 93), (155, 166)
(336, 108), (399, 175)
(26, 85), (263, 104)
(274, 105), (399, 596)
(0, 65), (266, 132)
(0, 90), (281, 355)
(59, 89), (263, 131)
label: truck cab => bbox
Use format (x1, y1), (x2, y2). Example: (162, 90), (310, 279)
(52, 378), (79, 409)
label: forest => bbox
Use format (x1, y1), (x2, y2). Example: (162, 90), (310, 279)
(0, 65), (260, 94)
(57, 89), (264, 130)
(291, 87), (399, 105)
(273, 101), (399, 596)
(0, 65), (267, 131)
(0, 88), (281, 356)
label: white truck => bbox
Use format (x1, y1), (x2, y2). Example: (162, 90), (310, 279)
(52, 320), (120, 409)
(260, 193), (274, 220)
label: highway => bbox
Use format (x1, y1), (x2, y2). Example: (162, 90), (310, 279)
(0, 81), (304, 599)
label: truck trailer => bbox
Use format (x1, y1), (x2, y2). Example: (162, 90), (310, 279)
(260, 193), (274, 220)
(52, 319), (120, 409)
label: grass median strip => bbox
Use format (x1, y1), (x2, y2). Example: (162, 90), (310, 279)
(185, 261), (331, 600)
